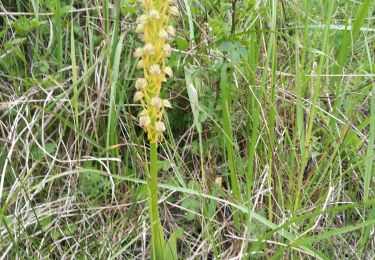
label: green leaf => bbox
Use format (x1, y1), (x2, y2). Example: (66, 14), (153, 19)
(4, 38), (27, 49)
(235, 42), (248, 58)
(219, 41), (248, 65)
(185, 67), (202, 133)
(13, 17), (32, 35)
(54, 5), (74, 17)
(30, 142), (57, 160)
(229, 51), (240, 65)
(176, 37), (189, 50)
(157, 160), (172, 171)
(246, 0), (255, 7)
(135, 185), (148, 200)
(79, 163), (111, 199)
(164, 228), (183, 260)
(219, 41), (235, 52)
(0, 28), (7, 38)
(209, 17), (230, 38)
(181, 181), (201, 221)
(63, 223), (77, 236)
(50, 230), (61, 240)
(122, 6), (137, 14)
(42, 0), (58, 9)
(39, 216), (52, 232)
(122, 0), (137, 14)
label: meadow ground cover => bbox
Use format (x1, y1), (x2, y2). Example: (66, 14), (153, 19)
(0, 0), (374, 258)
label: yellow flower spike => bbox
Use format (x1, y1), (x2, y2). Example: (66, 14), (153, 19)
(135, 0), (176, 144)
(134, 3), (178, 258)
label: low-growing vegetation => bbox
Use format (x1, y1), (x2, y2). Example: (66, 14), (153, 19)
(0, 0), (374, 258)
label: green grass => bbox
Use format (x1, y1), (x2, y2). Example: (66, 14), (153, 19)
(0, 0), (374, 258)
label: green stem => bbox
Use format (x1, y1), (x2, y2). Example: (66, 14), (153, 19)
(56, 0), (62, 75)
(148, 142), (165, 259)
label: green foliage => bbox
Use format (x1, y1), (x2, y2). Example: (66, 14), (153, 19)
(180, 180), (201, 221)
(164, 228), (183, 260)
(122, 0), (137, 15)
(79, 163), (111, 200)
(219, 41), (248, 65)
(13, 17), (42, 35)
(30, 142), (56, 160)
(0, 0), (374, 258)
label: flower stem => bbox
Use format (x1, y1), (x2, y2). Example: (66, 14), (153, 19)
(148, 142), (164, 259)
